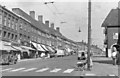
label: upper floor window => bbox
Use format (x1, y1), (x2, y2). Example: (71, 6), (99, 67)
(11, 17), (14, 29)
(11, 34), (14, 40)
(113, 33), (118, 40)
(0, 30), (2, 37)
(14, 35), (18, 40)
(19, 21), (23, 29)
(0, 10), (2, 24)
(19, 34), (22, 39)
(3, 31), (7, 38)
(24, 22), (27, 31)
(8, 17), (11, 27)
(15, 19), (18, 30)
(7, 32), (11, 39)
(3, 13), (7, 26)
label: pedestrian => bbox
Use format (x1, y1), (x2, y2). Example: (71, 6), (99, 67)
(111, 45), (118, 65)
(89, 51), (93, 68)
(116, 50), (120, 65)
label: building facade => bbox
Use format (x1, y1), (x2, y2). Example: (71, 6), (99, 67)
(0, 5), (79, 56)
(102, 8), (120, 57)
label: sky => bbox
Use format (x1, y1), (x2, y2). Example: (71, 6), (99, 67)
(0, 0), (119, 49)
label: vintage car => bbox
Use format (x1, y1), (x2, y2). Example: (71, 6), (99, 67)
(0, 50), (18, 65)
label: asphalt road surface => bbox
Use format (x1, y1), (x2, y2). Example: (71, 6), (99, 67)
(1, 55), (86, 76)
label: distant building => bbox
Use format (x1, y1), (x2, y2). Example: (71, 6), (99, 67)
(102, 7), (120, 57)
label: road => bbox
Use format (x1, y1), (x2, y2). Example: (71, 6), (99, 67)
(1, 55), (85, 76)
(1, 55), (118, 77)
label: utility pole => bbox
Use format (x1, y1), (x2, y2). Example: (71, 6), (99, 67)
(87, 0), (91, 71)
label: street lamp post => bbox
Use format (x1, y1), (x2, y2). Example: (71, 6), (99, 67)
(87, 0), (91, 70)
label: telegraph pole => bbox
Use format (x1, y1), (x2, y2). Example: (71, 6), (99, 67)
(87, 0), (91, 70)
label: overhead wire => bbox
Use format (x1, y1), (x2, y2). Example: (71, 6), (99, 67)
(44, 3), (63, 24)
(51, 2), (67, 25)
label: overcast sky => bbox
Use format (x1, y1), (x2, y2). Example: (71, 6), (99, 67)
(1, 0), (119, 49)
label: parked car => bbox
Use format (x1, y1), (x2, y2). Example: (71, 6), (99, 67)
(55, 49), (65, 57)
(0, 50), (18, 65)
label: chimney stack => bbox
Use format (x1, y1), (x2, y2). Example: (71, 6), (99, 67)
(38, 15), (43, 23)
(45, 20), (49, 27)
(30, 11), (35, 19)
(51, 23), (54, 29)
(56, 27), (60, 32)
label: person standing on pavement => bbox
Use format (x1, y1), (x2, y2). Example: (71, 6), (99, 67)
(89, 51), (93, 68)
(116, 50), (120, 65)
(111, 45), (118, 65)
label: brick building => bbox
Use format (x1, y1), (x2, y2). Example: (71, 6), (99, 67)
(102, 8), (120, 57)
(0, 5), (78, 58)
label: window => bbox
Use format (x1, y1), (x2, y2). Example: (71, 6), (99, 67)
(3, 31), (7, 38)
(11, 17), (14, 29)
(0, 30), (2, 37)
(8, 17), (11, 27)
(3, 13), (7, 26)
(7, 32), (11, 39)
(19, 34), (22, 39)
(15, 35), (17, 40)
(15, 19), (18, 30)
(19, 21), (23, 29)
(11, 34), (14, 40)
(0, 10), (2, 24)
(113, 33), (118, 40)
(24, 22), (27, 31)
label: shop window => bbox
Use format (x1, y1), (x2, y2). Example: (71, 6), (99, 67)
(7, 32), (11, 39)
(3, 31), (7, 38)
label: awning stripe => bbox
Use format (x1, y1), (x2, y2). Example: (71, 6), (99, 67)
(37, 44), (45, 52)
(41, 45), (49, 51)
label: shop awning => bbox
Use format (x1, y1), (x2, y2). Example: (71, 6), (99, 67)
(46, 46), (55, 52)
(37, 44), (46, 52)
(41, 44), (49, 51)
(11, 46), (22, 51)
(31, 42), (37, 49)
(21, 46), (35, 50)
(0, 41), (16, 51)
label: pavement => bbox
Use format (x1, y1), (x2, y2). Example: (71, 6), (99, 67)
(1, 55), (119, 77)
(83, 56), (119, 76)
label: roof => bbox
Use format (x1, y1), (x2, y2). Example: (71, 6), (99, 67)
(102, 8), (119, 27)
(12, 8), (48, 33)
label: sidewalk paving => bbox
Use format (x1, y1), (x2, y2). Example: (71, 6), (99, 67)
(82, 56), (119, 77)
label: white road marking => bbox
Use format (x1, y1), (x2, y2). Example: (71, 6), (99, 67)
(35, 67), (49, 72)
(63, 69), (74, 73)
(10, 68), (26, 72)
(108, 74), (116, 76)
(22, 68), (37, 72)
(2, 68), (13, 72)
(50, 68), (61, 73)
(85, 73), (96, 76)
